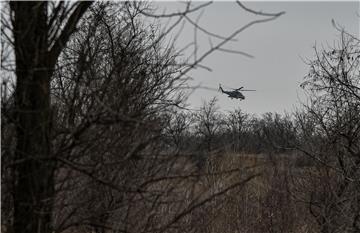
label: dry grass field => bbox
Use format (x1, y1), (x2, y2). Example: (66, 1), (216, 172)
(183, 152), (319, 233)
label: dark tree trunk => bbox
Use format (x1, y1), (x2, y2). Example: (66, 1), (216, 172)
(10, 2), (92, 232)
(11, 2), (55, 233)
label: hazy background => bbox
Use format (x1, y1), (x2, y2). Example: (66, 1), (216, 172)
(155, 1), (359, 115)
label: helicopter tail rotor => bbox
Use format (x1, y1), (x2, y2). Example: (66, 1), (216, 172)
(218, 84), (224, 92)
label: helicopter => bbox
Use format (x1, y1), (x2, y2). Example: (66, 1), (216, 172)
(218, 84), (256, 100)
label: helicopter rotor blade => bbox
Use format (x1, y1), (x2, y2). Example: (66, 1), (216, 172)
(241, 89), (256, 91)
(233, 87), (244, 91)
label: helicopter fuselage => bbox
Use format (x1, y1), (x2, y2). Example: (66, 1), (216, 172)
(223, 90), (245, 99)
(219, 85), (245, 100)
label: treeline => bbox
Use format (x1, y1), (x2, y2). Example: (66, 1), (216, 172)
(164, 100), (297, 156)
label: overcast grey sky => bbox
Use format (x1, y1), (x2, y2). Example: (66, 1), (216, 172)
(155, 1), (359, 115)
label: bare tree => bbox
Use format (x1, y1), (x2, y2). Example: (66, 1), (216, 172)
(164, 111), (194, 152)
(193, 97), (224, 153)
(224, 108), (251, 153)
(1, 2), (92, 233)
(48, 4), (191, 232)
(295, 29), (360, 233)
